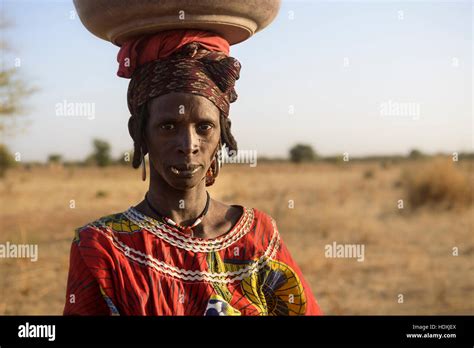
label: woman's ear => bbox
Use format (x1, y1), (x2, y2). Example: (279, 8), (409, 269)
(129, 104), (151, 150)
(141, 103), (151, 155)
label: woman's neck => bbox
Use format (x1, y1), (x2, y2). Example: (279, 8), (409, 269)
(145, 170), (209, 226)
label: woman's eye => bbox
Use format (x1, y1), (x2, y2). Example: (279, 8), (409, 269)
(198, 123), (213, 131)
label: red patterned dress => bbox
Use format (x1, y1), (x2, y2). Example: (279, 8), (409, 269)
(63, 205), (323, 316)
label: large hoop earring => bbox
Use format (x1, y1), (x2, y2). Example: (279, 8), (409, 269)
(205, 161), (215, 186)
(205, 142), (222, 186)
(141, 151), (146, 181)
(214, 143), (222, 177)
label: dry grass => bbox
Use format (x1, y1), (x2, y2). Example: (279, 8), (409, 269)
(0, 158), (473, 315)
(402, 157), (473, 210)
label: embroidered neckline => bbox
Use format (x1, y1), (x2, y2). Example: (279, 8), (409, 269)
(89, 215), (280, 283)
(82, 207), (282, 283)
(120, 205), (256, 252)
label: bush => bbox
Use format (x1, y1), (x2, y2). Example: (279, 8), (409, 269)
(408, 149), (425, 160)
(289, 144), (316, 163)
(401, 158), (472, 210)
(0, 144), (16, 178)
(48, 154), (62, 164)
(89, 139), (112, 167)
(363, 169), (375, 179)
(96, 190), (108, 198)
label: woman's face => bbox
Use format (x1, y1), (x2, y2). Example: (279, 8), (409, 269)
(144, 92), (221, 190)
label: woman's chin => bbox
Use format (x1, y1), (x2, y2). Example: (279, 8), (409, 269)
(166, 176), (204, 190)
(163, 166), (205, 189)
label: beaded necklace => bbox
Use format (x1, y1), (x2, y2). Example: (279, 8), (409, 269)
(144, 191), (210, 237)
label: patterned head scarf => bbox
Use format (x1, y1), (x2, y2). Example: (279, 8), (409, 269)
(127, 42), (241, 120)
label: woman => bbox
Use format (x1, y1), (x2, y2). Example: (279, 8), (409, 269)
(63, 30), (322, 316)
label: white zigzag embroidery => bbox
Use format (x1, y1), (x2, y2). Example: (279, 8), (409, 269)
(84, 216), (281, 283)
(122, 206), (255, 252)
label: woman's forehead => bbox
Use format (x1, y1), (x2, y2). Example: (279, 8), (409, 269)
(148, 92), (219, 115)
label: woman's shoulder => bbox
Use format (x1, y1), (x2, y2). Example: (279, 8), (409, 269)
(232, 205), (280, 248)
(249, 206), (278, 230)
(215, 202), (278, 237)
(209, 202), (279, 241)
(72, 208), (139, 242)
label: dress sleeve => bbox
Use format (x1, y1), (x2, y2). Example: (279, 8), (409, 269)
(262, 213), (323, 315)
(274, 238), (324, 315)
(63, 234), (113, 316)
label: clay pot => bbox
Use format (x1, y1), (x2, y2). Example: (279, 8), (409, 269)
(73, 0), (281, 46)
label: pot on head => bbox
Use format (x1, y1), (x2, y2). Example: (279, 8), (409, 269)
(73, 0), (281, 46)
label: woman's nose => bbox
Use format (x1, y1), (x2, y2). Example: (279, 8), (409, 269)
(177, 128), (200, 155)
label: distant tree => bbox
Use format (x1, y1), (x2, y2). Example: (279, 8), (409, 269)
(289, 144), (317, 163)
(0, 16), (37, 179)
(83, 154), (96, 166)
(0, 16), (37, 136)
(48, 154), (62, 164)
(458, 152), (474, 161)
(408, 149), (424, 160)
(91, 139), (112, 167)
(0, 144), (16, 177)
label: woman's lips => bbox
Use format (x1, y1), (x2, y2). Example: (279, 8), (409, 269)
(170, 165), (201, 177)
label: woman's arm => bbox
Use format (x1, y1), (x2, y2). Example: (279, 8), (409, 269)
(63, 238), (114, 316)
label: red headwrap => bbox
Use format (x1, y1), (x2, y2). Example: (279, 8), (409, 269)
(117, 29), (230, 78)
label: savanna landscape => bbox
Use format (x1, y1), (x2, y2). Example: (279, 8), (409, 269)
(1, 156), (472, 315)
(1, 0), (472, 319)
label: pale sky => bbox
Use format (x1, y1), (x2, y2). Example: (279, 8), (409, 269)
(2, 0), (473, 161)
